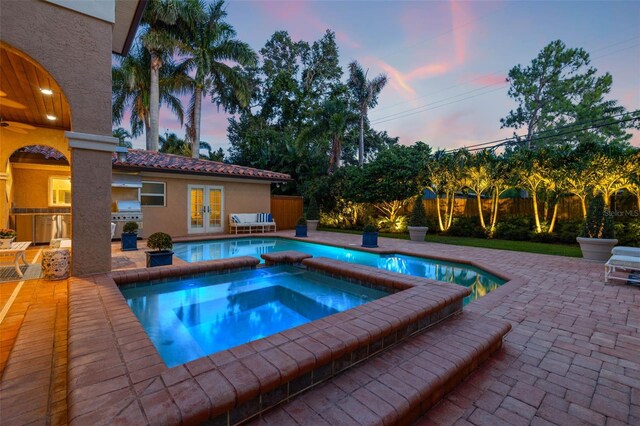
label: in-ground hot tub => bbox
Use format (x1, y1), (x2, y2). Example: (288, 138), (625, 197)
(120, 265), (391, 367)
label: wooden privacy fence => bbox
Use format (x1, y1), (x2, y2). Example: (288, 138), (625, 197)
(423, 195), (636, 222)
(271, 195), (303, 229)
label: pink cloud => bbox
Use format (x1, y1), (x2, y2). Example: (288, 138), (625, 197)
(368, 58), (452, 99)
(463, 73), (508, 87)
(254, 1), (359, 49)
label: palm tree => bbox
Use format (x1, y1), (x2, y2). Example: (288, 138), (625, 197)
(141, 0), (201, 151)
(347, 61), (388, 166)
(112, 43), (186, 150)
(159, 132), (188, 155)
(179, 0), (257, 158)
(112, 127), (133, 148)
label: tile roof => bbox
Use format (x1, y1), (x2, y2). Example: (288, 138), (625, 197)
(15, 145), (67, 160)
(14, 146), (291, 182)
(113, 149), (291, 182)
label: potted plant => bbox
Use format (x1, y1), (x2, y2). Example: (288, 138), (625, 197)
(121, 221), (139, 251)
(146, 232), (174, 267)
(408, 195), (429, 242)
(362, 222), (379, 248)
(295, 216), (308, 237)
(576, 194), (618, 261)
(306, 197), (320, 232)
(0, 228), (16, 249)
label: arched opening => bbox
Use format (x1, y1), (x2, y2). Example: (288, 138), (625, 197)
(1, 42), (73, 280)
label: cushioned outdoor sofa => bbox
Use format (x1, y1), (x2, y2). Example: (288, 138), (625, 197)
(605, 246), (640, 285)
(229, 213), (276, 234)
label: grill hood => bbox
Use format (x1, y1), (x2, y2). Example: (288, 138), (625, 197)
(112, 174), (142, 188)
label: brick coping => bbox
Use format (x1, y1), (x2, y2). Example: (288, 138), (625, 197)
(251, 311), (512, 425)
(171, 234), (512, 282)
(67, 255), (472, 424)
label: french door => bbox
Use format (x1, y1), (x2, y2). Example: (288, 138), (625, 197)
(188, 185), (224, 234)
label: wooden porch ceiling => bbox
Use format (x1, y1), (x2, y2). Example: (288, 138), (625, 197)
(0, 43), (71, 131)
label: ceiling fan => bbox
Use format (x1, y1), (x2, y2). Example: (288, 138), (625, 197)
(0, 90), (26, 109)
(0, 118), (35, 134)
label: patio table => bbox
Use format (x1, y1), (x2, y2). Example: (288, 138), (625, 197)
(0, 241), (32, 278)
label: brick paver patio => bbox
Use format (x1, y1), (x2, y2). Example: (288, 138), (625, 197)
(0, 230), (638, 425)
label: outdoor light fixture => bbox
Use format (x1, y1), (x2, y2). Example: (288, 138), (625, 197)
(46, 114), (57, 121)
(40, 88), (54, 95)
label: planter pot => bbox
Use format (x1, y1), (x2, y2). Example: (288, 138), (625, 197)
(121, 233), (138, 251)
(362, 232), (379, 248)
(408, 226), (428, 242)
(0, 237), (15, 249)
(295, 225), (308, 237)
(146, 250), (174, 267)
(307, 220), (319, 232)
(576, 237), (618, 262)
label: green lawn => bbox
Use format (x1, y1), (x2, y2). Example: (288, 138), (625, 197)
(318, 227), (583, 257)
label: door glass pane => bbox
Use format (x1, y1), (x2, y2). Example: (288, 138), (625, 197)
(190, 188), (203, 228)
(209, 189), (221, 227)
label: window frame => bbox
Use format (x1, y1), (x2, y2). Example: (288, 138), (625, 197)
(48, 175), (71, 207)
(140, 181), (166, 207)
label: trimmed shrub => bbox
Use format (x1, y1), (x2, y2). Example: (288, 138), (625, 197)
(616, 219), (640, 247)
(581, 195), (614, 239)
(494, 217), (532, 241)
(296, 216), (307, 226)
(123, 221), (139, 234)
(555, 220), (583, 244)
(147, 232), (172, 251)
(408, 196), (429, 227)
(363, 222), (378, 233)
(448, 217), (486, 238)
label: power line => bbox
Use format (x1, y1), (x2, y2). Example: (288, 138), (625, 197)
(445, 112), (640, 153)
(446, 112), (635, 152)
(368, 35), (640, 127)
(371, 84), (508, 126)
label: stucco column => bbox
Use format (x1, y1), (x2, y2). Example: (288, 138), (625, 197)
(0, 172), (8, 228)
(66, 131), (117, 276)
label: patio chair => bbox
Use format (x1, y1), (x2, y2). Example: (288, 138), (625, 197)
(111, 222), (116, 239)
(605, 246), (640, 285)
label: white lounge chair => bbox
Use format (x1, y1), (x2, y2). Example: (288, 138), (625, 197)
(605, 246), (640, 285)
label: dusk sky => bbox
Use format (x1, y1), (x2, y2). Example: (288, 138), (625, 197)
(138, 0), (640, 152)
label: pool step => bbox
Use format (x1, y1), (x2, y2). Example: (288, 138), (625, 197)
(252, 311), (511, 425)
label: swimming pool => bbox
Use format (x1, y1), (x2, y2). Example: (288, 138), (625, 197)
(173, 237), (505, 304)
(121, 265), (389, 367)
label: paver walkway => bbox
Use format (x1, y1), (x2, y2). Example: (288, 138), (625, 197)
(0, 231), (638, 425)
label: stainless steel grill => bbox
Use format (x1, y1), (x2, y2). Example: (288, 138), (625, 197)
(111, 200), (144, 238)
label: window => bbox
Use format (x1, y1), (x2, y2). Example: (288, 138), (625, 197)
(141, 181), (165, 206)
(49, 176), (71, 206)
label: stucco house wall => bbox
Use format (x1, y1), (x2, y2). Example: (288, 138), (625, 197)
(11, 166), (71, 209)
(138, 173), (272, 237)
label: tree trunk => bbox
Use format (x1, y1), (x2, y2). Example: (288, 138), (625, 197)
(358, 114), (365, 166)
(144, 113), (151, 149)
(490, 191), (500, 233)
(446, 193), (455, 231)
(328, 136), (341, 174)
(192, 86), (203, 159)
(580, 196), (587, 219)
(548, 202), (559, 233)
(532, 191), (542, 233)
(149, 53), (162, 152)
(476, 192), (486, 230)
(435, 194), (444, 232)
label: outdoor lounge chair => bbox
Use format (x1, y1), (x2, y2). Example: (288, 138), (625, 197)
(605, 246), (640, 285)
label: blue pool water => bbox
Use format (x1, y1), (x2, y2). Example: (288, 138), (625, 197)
(173, 237), (505, 304)
(121, 266), (388, 367)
